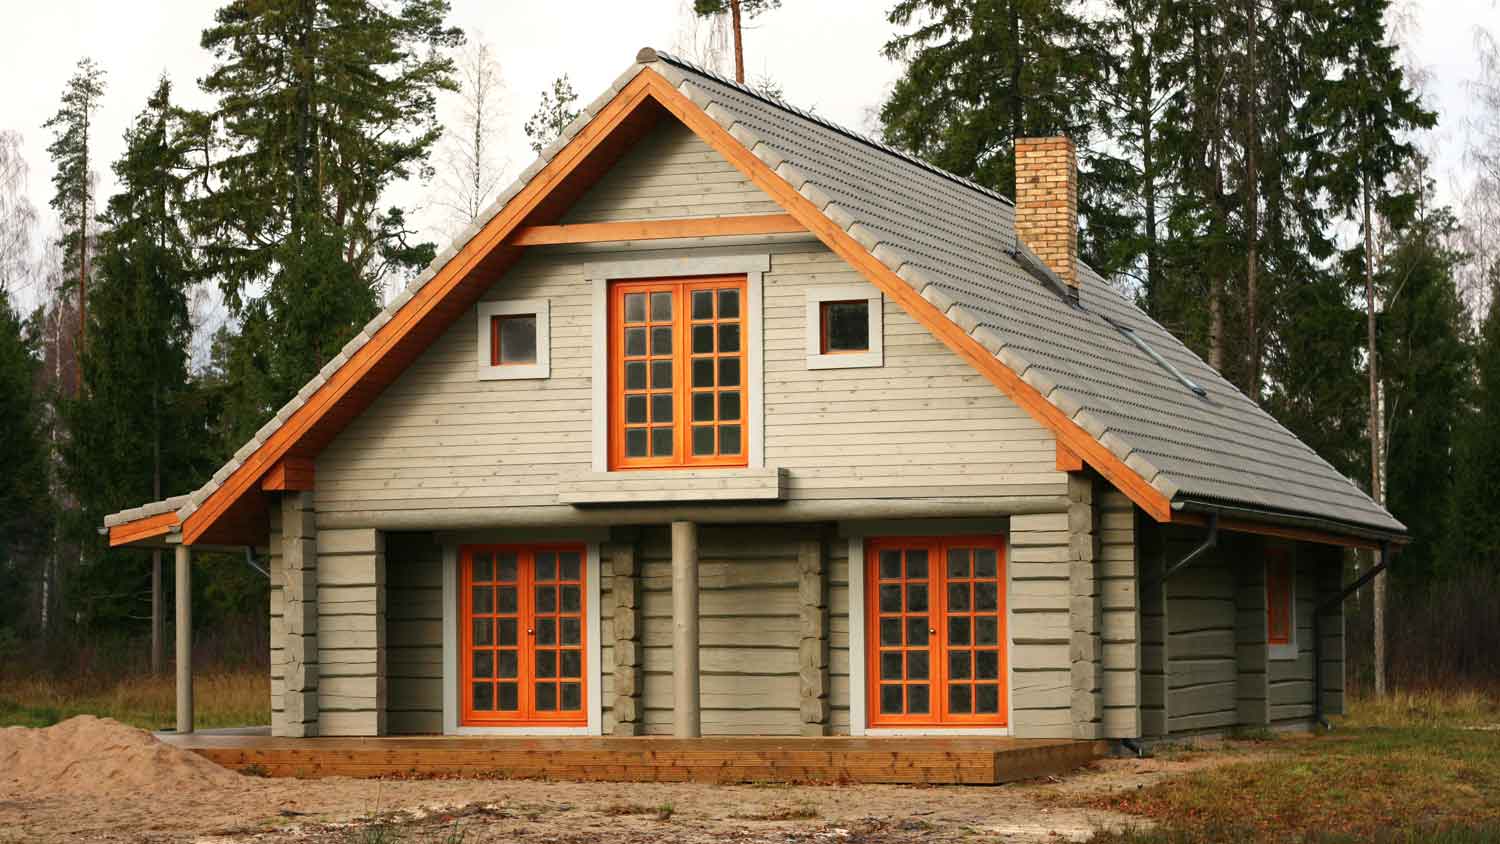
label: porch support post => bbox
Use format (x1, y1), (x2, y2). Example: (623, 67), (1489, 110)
(671, 521), (700, 738)
(282, 491), (320, 737)
(798, 537), (830, 736)
(174, 543), (193, 733)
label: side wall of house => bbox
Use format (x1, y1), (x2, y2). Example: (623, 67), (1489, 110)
(1136, 518), (1348, 738)
(386, 532), (443, 735)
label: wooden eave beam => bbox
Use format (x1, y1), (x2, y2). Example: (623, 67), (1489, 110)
(1055, 442), (1085, 473)
(508, 213), (804, 246)
(1173, 511), (1391, 551)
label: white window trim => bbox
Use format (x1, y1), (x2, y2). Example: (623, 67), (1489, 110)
(477, 299), (550, 380)
(587, 253), (769, 472)
(806, 285), (883, 370)
(1268, 552), (1299, 662)
(441, 537), (603, 736)
(844, 524), (1013, 737)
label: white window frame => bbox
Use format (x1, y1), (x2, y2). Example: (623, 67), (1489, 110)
(843, 520), (1013, 737)
(477, 299), (550, 380)
(806, 285), (883, 370)
(441, 532), (604, 736)
(1267, 551), (1299, 662)
(587, 252), (768, 472)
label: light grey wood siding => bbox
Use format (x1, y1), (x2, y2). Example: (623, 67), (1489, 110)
(1099, 488), (1140, 738)
(386, 532), (443, 735)
(1161, 526), (1240, 736)
(315, 149), (1063, 516)
(1010, 511), (1072, 736)
(636, 525), (807, 736)
(828, 540), (851, 735)
(562, 121), (781, 223)
(1268, 544), (1326, 727)
(268, 506), (285, 736)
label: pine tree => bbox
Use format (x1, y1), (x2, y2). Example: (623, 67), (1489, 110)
(692, 0), (780, 83)
(1447, 274), (1500, 574)
(524, 75), (580, 155)
(0, 286), (51, 639)
(60, 78), (200, 633)
(190, 0), (461, 425)
(878, 0), (1130, 280)
(1378, 161), (1471, 586)
(1303, 0), (1435, 695)
(42, 57), (106, 389)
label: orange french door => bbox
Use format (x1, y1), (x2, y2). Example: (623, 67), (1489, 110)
(866, 536), (1008, 728)
(460, 544), (587, 727)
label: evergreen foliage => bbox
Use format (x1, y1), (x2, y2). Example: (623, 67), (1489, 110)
(189, 0), (461, 441)
(58, 79), (204, 630)
(524, 75), (580, 155)
(0, 287), (51, 639)
(42, 58), (106, 289)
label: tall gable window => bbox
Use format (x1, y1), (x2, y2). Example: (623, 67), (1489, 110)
(1266, 548), (1297, 660)
(609, 276), (748, 469)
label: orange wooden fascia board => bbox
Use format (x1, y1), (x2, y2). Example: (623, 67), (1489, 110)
(638, 69), (1176, 523)
(1055, 442), (1085, 473)
(262, 458), (315, 492)
(178, 74), (662, 545)
(108, 511), (179, 547)
(508, 213), (803, 246)
(1173, 511), (1388, 551)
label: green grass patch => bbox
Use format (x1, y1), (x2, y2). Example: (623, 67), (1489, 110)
(1087, 692), (1500, 843)
(0, 669), (268, 731)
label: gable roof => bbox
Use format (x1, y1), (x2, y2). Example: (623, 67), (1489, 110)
(106, 47), (1403, 548)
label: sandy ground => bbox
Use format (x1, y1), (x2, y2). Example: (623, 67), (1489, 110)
(0, 718), (1257, 844)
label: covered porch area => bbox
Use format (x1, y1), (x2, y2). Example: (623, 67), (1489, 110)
(158, 731), (1106, 784)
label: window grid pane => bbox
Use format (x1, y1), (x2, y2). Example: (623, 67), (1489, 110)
(612, 277), (748, 469)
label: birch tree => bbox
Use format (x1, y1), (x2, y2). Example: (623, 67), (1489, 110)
(435, 39), (507, 236)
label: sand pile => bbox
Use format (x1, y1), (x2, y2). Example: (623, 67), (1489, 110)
(0, 715), (244, 799)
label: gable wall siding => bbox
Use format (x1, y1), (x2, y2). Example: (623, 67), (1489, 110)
(562, 121), (783, 223)
(315, 248), (1063, 512)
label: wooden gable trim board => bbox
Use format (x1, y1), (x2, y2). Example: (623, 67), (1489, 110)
(1055, 443), (1085, 474)
(108, 511), (179, 546)
(636, 70), (1174, 523)
(262, 458), (315, 492)
(508, 213), (802, 245)
(146, 74), (664, 547)
(109, 63), (1374, 549)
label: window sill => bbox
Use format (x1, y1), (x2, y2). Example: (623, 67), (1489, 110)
(807, 350), (883, 370)
(557, 467), (787, 505)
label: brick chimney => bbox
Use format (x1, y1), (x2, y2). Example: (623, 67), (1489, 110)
(1014, 136), (1079, 290)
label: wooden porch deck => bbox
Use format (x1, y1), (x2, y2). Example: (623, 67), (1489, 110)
(160, 732), (1107, 785)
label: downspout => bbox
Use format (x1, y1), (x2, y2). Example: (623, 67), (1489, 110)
(1313, 540), (1395, 729)
(244, 546), (269, 579)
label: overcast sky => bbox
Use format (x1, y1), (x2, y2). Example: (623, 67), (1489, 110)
(3, 0), (1498, 312)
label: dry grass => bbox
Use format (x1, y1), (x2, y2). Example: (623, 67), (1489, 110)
(1083, 689), (1500, 843)
(0, 667), (268, 730)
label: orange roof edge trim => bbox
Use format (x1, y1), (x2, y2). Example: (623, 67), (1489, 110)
(108, 511), (179, 547)
(161, 64), (1172, 547)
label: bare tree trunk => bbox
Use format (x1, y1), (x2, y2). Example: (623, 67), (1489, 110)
(730, 0), (744, 83)
(77, 113), (88, 395)
(1244, 0), (1260, 397)
(1365, 174), (1387, 698)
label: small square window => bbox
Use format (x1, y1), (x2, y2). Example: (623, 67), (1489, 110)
(820, 299), (870, 354)
(807, 286), (882, 369)
(477, 299), (549, 380)
(492, 315), (537, 366)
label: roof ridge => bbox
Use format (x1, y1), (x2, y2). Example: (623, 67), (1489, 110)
(647, 48), (1017, 211)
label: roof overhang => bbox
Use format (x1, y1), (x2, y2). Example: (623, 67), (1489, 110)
(104, 54), (1398, 553)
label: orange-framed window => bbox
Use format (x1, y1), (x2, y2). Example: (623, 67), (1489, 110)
(460, 544), (587, 727)
(1266, 549), (1294, 647)
(819, 299), (870, 354)
(866, 535), (1008, 728)
(608, 276), (747, 469)
(490, 313), (538, 366)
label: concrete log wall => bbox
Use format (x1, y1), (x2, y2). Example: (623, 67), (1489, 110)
(316, 527), (386, 736)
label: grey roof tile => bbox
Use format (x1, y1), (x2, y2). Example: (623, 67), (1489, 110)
(647, 50), (1404, 533)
